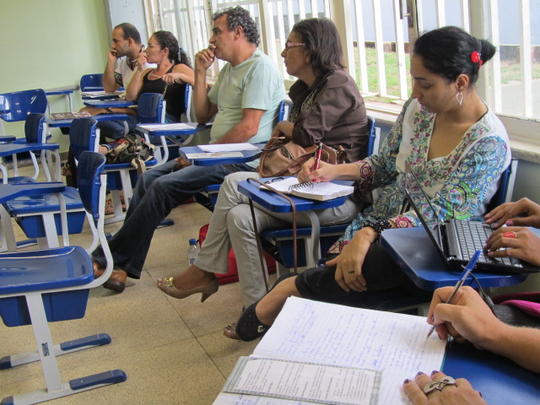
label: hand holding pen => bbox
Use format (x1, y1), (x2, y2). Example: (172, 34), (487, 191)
(427, 250), (481, 339)
(312, 143), (323, 170)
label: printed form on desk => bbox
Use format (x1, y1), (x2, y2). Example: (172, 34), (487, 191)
(213, 297), (446, 405)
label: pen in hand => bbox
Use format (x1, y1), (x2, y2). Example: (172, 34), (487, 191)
(426, 249), (482, 339)
(312, 143), (323, 170)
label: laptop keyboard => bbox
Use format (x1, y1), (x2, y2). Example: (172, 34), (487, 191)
(453, 220), (513, 266)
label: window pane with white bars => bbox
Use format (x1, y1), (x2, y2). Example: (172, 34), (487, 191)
(147, 0), (540, 125)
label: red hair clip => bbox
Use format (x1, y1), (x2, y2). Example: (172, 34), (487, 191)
(470, 50), (483, 66)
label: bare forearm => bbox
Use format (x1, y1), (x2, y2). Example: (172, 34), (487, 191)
(103, 61), (118, 93)
(216, 121), (258, 144)
(333, 162), (366, 180)
(485, 323), (540, 373)
(125, 70), (144, 101)
(193, 70), (214, 123)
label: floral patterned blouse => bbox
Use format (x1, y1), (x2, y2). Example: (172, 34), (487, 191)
(340, 98), (511, 244)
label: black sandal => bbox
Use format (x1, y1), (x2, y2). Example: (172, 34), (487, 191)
(233, 303), (269, 341)
(224, 273), (297, 341)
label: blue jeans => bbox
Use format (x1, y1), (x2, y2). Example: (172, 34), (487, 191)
(93, 159), (255, 278)
(97, 115), (138, 141)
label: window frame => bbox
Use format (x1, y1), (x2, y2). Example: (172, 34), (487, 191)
(144, 0), (540, 159)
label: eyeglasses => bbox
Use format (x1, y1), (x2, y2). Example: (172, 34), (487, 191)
(284, 41), (305, 50)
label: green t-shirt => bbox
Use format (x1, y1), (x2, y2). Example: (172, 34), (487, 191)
(208, 49), (285, 146)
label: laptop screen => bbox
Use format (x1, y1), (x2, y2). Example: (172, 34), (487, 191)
(403, 172), (448, 261)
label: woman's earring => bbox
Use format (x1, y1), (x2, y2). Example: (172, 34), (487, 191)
(456, 91), (464, 106)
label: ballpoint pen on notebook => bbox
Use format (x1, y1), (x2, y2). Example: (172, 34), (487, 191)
(426, 249), (482, 339)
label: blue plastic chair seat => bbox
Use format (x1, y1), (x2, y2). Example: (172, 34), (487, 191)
(5, 187), (83, 214)
(0, 246), (92, 327)
(5, 187), (86, 238)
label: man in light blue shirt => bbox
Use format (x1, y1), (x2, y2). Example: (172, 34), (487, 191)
(93, 6), (285, 292)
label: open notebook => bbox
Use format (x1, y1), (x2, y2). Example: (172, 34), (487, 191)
(213, 297), (446, 405)
(260, 177), (354, 201)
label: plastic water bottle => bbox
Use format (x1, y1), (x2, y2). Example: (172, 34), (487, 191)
(187, 238), (199, 265)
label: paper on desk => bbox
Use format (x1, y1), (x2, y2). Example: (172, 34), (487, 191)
(253, 297), (446, 405)
(199, 143), (259, 152)
(185, 152), (244, 159)
(137, 123), (197, 131)
(222, 356), (380, 405)
(213, 393), (313, 404)
(80, 90), (123, 98)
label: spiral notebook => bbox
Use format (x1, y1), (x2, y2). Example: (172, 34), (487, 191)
(260, 177), (354, 201)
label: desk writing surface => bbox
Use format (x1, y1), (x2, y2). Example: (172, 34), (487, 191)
(443, 342), (540, 405)
(180, 144), (262, 166)
(0, 182), (65, 203)
(0, 143), (59, 157)
(82, 99), (135, 108)
(237, 178), (349, 212)
(381, 227), (526, 290)
(137, 122), (199, 137)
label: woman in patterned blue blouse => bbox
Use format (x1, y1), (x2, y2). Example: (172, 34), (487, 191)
(226, 26), (512, 341)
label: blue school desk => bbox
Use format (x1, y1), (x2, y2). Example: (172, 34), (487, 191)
(237, 178), (349, 268)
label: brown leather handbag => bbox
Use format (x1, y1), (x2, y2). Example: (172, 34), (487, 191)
(258, 137), (345, 177)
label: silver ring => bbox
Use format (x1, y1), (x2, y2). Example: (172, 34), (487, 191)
(422, 376), (457, 395)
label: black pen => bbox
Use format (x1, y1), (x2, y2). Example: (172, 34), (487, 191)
(426, 249), (481, 338)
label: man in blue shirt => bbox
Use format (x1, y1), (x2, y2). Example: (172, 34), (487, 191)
(93, 7), (285, 292)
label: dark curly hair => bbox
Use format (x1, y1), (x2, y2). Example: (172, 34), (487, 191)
(413, 26), (495, 85)
(151, 30), (191, 67)
(292, 18), (344, 76)
(213, 6), (259, 46)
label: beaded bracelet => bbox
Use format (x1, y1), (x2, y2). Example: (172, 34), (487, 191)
(363, 218), (393, 237)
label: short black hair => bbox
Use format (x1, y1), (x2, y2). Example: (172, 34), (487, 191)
(151, 30), (191, 67)
(115, 23), (141, 44)
(292, 18), (344, 76)
(413, 26), (496, 84)
(213, 6), (259, 46)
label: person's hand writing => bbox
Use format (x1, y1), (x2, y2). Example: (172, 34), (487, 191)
(195, 46), (216, 72)
(326, 227), (376, 292)
(297, 159), (338, 183)
(403, 371), (486, 405)
(485, 226), (540, 266)
(484, 197), (540, 228)
(427, 286), (505, 348)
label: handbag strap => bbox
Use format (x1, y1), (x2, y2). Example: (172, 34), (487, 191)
(247, 178), (298, 291)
